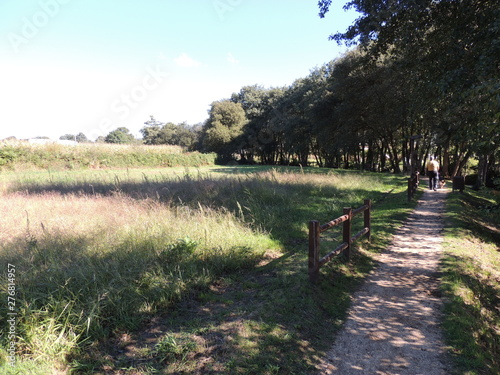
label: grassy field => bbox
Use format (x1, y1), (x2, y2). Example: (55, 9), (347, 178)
(0, 164), (418, 374)
(441, 187), (500, 375)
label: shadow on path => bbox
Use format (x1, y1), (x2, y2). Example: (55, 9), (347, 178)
(318, 187), (451, 375)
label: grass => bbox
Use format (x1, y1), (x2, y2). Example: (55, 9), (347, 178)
(441, 187), (500, 375)
(0, 142), (216, 170)
(0, 165), (416, 374)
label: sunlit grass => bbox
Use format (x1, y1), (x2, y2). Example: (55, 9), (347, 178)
(0, 189), (278, 372)
(441, 188), (500, 375)
(0, 165), (412, 373)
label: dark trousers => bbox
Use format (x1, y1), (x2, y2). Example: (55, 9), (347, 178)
(428, 171), (438, 190)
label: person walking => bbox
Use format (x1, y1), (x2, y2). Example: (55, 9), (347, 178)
(427, 156), (440, 191)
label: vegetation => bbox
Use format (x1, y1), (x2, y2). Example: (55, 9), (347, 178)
(201, 100), (247, 163)
(0, 143), (216, 170)
(441, 188), (500, 375)
(140, 116), (200, 150)
(0, 1), (497, 372)
(29, 1), (496, 187)
(0, 165), (414, 374)
(103, 127), (137, 144)
(317, 0), (499, 186)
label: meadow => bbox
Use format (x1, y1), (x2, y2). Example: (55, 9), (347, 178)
(0, 158), (415, 374)
(2, 144), (497, 374)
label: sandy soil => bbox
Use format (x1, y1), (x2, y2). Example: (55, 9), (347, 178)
(318, 185), (452, 374)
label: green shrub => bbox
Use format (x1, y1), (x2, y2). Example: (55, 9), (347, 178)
(0, 147), (20, 166)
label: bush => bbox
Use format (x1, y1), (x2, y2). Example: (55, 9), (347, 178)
(0, 147), (20, 166)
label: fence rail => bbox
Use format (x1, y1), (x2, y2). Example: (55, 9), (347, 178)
(308, 199), (371, 283)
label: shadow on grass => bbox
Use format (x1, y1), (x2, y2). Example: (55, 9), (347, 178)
(83, 247), (374, 374)
(454, 189), (500, 247)
(441, 188), (500, 375)
(441, 254), (500, 374)
(0, 231), (268, 370)
(6, 168), (408, 247)
(2, 167), (415, 373)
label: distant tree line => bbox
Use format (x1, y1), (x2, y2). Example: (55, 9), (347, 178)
(59, 118), (202, 150)
(140, 116), (201, 150)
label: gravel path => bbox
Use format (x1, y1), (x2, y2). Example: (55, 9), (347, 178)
(318, 186), (452, 374)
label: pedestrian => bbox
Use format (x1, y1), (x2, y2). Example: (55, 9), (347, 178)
(427, 156), (440, 191)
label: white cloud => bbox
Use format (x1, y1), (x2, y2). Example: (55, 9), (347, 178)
(227, 52), (239, 64)
(174, 53), (202, 68)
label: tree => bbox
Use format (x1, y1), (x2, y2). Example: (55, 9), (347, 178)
(60, 133), (88, 143)
(140, 115), (165, 145)
(319, 0), (500, 181)
(232, 85), (287, 164)
(202, 100), (247, 162)
(175, 122), (200, 150)
(59, 134), (76, 141)
(75, 132), (89, 143)
(104, 127), (135, 144)
(140, 116), (200, 149)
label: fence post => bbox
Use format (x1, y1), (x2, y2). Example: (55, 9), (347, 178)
(343, 207), (352, 260)
(364, 199), (371, 242)
(407, 177), (412, 201)
(308, 220), (320, 283)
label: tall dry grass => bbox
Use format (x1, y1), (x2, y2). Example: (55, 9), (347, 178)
(0, 187), (277, 371)
(0, 166), (404, 373)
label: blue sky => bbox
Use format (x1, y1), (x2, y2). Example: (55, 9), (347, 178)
(0, 0), (357, 141)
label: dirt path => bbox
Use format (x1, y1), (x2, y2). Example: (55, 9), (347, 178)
(318, 185), (452, 374)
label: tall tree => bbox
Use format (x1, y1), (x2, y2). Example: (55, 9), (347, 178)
(202, 100), (247, 162)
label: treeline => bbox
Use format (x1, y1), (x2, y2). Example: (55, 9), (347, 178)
(59, 119), (202, 152)
(197, 0), (499, 186)
(55, 0), (498, 186)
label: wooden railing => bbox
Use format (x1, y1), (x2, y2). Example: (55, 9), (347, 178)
(308, 199), (372, 283)
(407, 172), (419, 201)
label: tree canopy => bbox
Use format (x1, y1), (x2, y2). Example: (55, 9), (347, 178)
(60, 133), (88, 143)
(104, 127), (136, 144)
(202, 100), (247, 162)
(317, 0), (499, 184)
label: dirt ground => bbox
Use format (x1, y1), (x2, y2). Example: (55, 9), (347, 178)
(318, 184), (452, 374)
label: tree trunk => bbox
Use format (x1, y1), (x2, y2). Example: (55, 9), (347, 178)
(473, 154), (487, 190)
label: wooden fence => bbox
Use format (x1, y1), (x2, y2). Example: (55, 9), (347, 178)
(407, 172), (420, 201)
(308, 199), (372, 283)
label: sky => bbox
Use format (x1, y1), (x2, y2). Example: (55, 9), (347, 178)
(0, 0), (358, 141)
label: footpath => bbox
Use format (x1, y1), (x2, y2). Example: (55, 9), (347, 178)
(318, 184), (452, 374)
